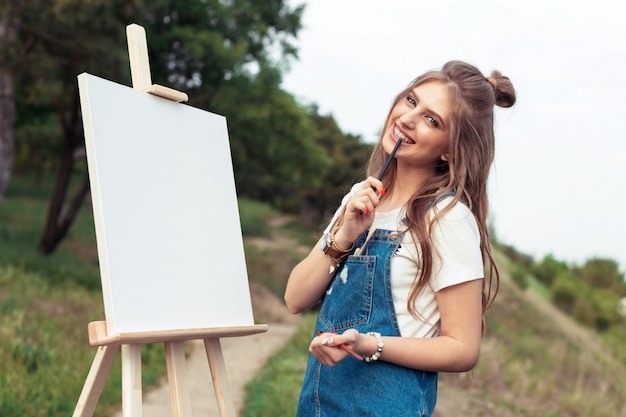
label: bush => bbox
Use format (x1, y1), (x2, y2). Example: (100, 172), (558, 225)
(550, 272), (579, 315)
(510, 261), (530, 289)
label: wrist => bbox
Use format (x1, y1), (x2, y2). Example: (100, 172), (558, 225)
(332, 226), (354, 250)
(362, 332), (384, 362)
(329, 225), (355, 254)
(322, 225), (355, 274)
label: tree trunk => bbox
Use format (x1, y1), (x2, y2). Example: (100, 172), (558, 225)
(38, 88), (89, 255)
(0, 0), (23, 207)
(37, 149), (90, 255)
(300, 192), (317, 227)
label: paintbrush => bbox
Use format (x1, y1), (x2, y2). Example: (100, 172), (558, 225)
(317, 330), (363, 361)
(378, 138), (402, 181)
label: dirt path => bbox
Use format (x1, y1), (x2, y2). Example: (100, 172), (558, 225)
(110, 323), (298, 417)
(110, 282), (301, 416)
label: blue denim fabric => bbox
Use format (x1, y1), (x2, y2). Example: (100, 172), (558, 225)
(296, 229), (438, 417)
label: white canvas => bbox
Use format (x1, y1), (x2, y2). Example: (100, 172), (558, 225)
(78, 73), (254, 335)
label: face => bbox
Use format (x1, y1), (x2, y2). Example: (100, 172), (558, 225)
(382, 81), (451, 171)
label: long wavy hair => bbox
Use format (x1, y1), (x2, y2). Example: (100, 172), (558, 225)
(368, 60), (516, 332)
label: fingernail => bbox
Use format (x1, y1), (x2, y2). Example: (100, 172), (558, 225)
(365, 208), (370, 216)
(322, 337), (334, 346)
(380, 186), (386, 197)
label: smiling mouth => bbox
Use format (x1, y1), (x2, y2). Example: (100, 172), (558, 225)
(394, 127), (415, 144)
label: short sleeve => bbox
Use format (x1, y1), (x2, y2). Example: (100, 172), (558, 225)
(319, 182), (363, 251)
(430, 199), (484, 292)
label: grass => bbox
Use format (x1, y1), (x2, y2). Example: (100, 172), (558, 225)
(0, 172), (313, 416)
(238, 254), (626, 417)
(0, 172), (101, 290)
(0, 263), (168, 416)
(3, 172), (626, 416)
(240, 314), (317, 417)
(0, 173), (165, 416)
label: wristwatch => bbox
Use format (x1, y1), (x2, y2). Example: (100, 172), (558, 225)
(323, 236), (347, 259)
(322, 226), (354, 274)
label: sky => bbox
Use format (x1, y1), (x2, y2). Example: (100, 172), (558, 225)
(280, 0), (626, 270)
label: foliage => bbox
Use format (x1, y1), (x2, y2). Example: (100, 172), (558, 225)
(0, 172), (100, 289)
(0, 174), (312, 415)
(548, 259), (625, 332)
(240, 256), (626, 417)
(240, 314), (316, 417)
(2, 173), (626, 416)
(4, 0), (376, 252)
(509, 261), (530, 289)
(0, 264), (167, 417)
(213, 69), (332, 216)
(573, 257), (626, 296)
(550, 271), (579, 315)
(7, 0), (310, 254)
(532, 254), (569, 287)
(238, 197), (278, 238)
(143, 0), (304, 104)
(495, 241), (534, 269)
(0, 174), (167, 417)
(304, 107), (373, 223)
(494, 246), (626, 334)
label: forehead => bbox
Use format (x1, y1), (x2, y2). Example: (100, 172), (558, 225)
(410, 81), (451, 121)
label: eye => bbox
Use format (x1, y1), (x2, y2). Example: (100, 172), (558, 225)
(405, 95), (416, 106)
(426, 116), (439, 128)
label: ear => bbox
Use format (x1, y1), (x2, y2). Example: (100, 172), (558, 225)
(441, 152), (449, 162)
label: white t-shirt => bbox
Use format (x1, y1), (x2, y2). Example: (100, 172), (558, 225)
(322, 183), (484, 338)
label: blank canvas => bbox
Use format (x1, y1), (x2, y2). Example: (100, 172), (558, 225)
(78, 73), (254, 335)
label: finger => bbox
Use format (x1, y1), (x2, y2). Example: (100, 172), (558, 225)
(338, 344), (363, 360)
(317, 330), (363, 361)
(363, 176), (386, 197)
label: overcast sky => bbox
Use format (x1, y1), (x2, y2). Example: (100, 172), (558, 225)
(281, 0), (626, 269)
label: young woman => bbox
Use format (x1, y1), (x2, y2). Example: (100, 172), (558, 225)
(284, 60), (516, 416)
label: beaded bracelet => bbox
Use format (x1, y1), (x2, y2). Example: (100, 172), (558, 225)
(364, 332), (384, 362)
(330, 225), (355, 253)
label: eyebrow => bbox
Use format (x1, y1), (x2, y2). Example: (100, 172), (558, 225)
(409, 89), (447, 128)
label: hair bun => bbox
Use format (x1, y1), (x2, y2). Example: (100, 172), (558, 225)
(487, 70), (516, 108)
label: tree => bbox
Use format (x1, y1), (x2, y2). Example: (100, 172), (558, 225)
(10, 0), (305, 254)
(213, 67), (331, 219)
(14, 0), (143, 254)
(0, 0), (24, 207)
(533, 254), (569, 287)
(306, 107), (373, 223)
(575, 258), (626, 295)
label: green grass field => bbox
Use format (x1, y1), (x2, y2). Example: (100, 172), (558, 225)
(1, 173), (625, 416)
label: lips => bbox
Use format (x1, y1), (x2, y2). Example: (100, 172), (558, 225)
(394, 126), (415, 144)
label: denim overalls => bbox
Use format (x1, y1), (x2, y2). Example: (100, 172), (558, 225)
(296, 229), (438, 417)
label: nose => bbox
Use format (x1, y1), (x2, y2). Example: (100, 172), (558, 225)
(398, 107), (420, 129)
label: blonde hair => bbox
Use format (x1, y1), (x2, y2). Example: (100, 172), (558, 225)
(368, 60), (516, 330)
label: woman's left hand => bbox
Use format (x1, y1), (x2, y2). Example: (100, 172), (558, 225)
(309, 329), (362, 366)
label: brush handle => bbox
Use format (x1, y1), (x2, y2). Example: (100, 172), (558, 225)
(377, 139), (402, 180)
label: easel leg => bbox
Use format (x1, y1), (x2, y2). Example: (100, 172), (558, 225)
(72, 345), (118, 417)
(204, 338), (237, 417)
(165, 341), (193, 417)
(121, 344), (143, 416)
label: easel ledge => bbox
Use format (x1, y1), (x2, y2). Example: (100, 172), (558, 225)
(88, 320), (268, 346)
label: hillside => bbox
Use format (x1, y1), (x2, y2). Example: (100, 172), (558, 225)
(240, 214), (626, 417)
(435, 265), (626, 416)
(1, 181), (624, 416)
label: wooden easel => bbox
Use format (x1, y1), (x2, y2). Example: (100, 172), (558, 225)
(72, 24), (268, 417)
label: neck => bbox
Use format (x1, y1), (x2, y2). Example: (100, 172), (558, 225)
(378, 164), (436, 211)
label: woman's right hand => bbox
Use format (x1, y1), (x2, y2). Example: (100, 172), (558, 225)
(333, 176), (384, 246)
(284, 177), (385, 314)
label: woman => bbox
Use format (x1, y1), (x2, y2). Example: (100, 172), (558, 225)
(284, 60), (516, 416)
